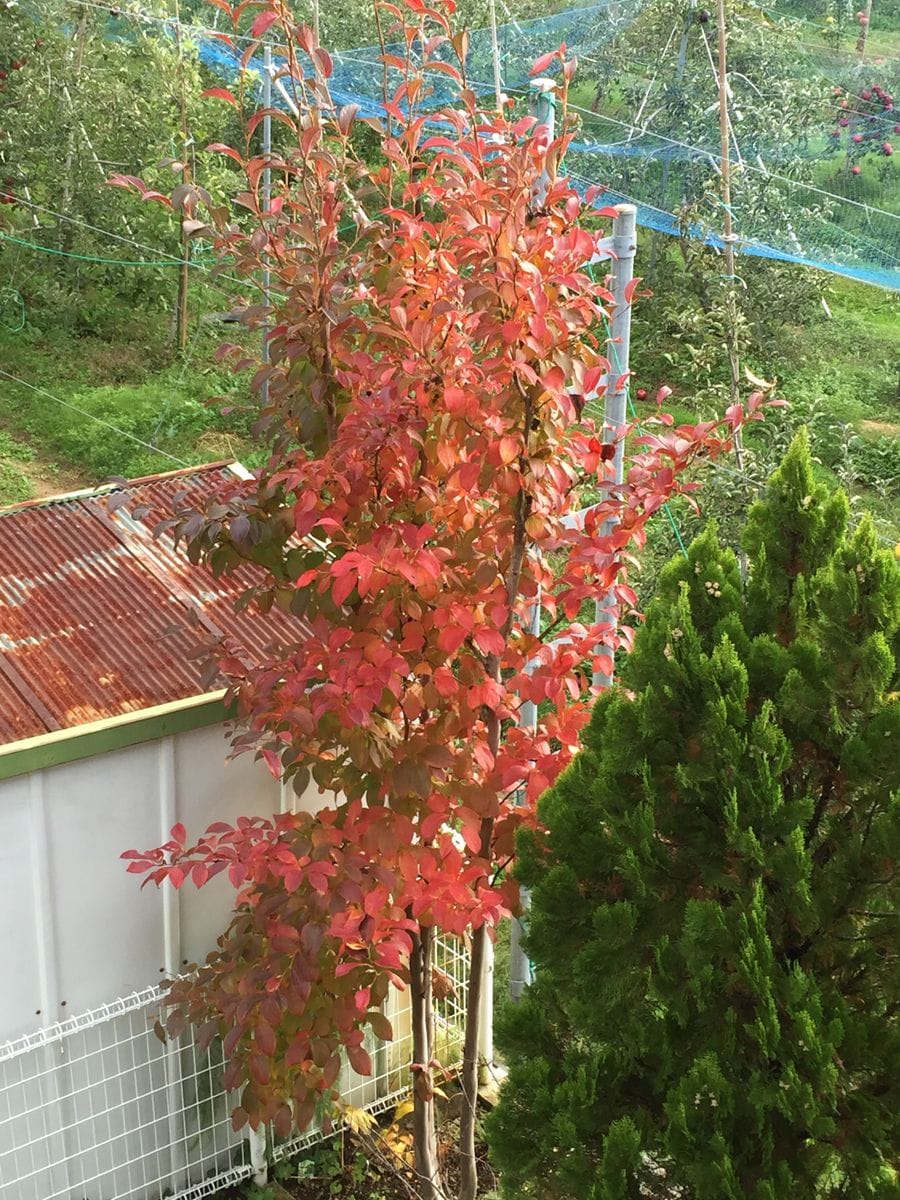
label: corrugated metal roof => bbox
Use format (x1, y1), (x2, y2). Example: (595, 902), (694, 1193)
(0, 462), (302, 747)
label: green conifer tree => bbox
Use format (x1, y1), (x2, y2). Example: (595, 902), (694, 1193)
(487, 432), (900, 1200)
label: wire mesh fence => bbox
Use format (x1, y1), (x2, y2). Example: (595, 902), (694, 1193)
(0, 935), (469, 1200)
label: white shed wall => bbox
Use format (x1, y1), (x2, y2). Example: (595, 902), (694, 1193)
(0, 723), (441, 1200)
(0, 724), (284, 1043)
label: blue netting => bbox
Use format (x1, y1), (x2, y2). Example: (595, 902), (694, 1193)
(185, 2), (900, 289)
(192, 1), (648, 117)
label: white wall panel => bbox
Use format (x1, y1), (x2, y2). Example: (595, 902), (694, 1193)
(0, 775), (41, 1040)
(0, 724), (282, 1043)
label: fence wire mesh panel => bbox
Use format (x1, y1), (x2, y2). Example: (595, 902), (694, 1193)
(0, 987), (251, 1200)
(0, 934), (469, 1200)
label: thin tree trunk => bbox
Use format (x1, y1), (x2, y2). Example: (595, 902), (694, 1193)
(410, 927), (445, 1200)
(458, 383), (533, 1199)
(457, 895), (491, 1200)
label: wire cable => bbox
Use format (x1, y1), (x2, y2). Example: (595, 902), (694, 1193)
(550, 92), (900, 225)
(2, 196), (260, 298)
(0, 229), (211, 268)
(0, 369), (189, 466)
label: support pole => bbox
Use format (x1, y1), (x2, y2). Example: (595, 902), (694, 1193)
(248, 1125), (268, 1187)
(60, 6), (88, 251)
(160, 738), (188, 1193)
(591, 204), (637, 692)
(508, 597), (540, 1004)
(508, 84), (558, 1006)
(529, 77), (557, 205)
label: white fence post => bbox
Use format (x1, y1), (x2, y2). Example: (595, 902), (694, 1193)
(248, 1124), (269, 1186)
(160, 737), (189, 1193)
(509, 207), (638, 1004)
(591, 203), (638, 690)
(507, 81), (560, 1006)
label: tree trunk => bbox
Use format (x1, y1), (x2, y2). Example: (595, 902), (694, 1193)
(457, 913), (489, 1200)
(459, 386), (531, 1200)
(410, 927), (445, 1200)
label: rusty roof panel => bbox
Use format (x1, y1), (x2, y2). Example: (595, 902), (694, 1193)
(0, 463), (305, 748)
(0, 664), (48, 744)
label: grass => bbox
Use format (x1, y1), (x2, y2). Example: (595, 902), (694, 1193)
(0, 256), (897, 567)
(0, 431), (36, 505)
(0, 299), (262, 497)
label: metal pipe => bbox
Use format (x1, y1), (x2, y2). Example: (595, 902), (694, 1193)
(592, 204), (637, 691)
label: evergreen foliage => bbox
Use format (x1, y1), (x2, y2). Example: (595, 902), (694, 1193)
(487, 431), (900, 1200)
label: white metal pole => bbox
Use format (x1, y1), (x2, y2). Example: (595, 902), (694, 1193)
(160, 739), (188, 1192)
(857, 0), (873, 61)
(508, 593), (540, 1006)
(508, 85), (558, 1006)
(592, 204), (637, 691)
(248, 1125), (269, 1186)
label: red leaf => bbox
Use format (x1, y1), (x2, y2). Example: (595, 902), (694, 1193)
(347, 1044), (372, 1076)
(367, 1011), (393, 1041)
(473, 626), (505, 656)
(437, 625), (467, 655)
(249, 1053), (270, 1086)
(201, 87), (239, 107)
(206, 142), (244, 165)
(312, 47), (333, 78)
(261, 748), (282, 778)
(249, 10), (279, 37)
(255, 1022), (277, 1056)
(530, 49), (561, 77)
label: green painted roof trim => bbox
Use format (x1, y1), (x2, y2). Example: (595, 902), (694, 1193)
(0, 692), (229, 781)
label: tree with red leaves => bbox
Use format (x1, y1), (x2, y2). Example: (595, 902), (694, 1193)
(116, 3), (772, 1196)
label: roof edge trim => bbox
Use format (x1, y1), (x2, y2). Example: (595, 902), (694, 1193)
(0, 690), (229, 782)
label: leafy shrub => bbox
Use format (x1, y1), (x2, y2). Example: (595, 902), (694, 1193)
(488, 432), (900, 1199)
